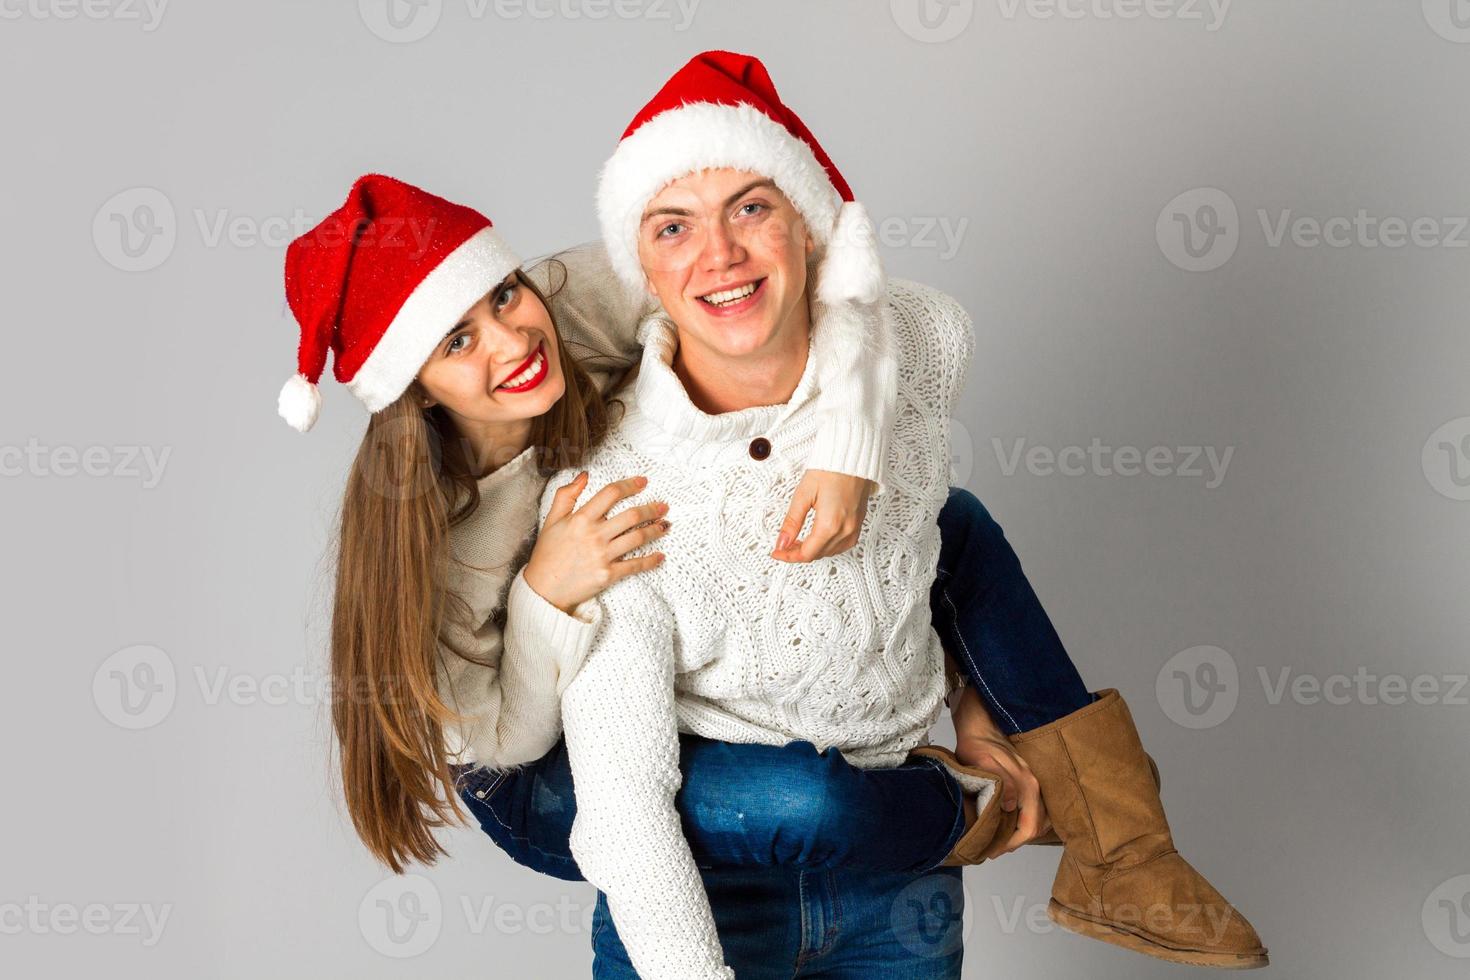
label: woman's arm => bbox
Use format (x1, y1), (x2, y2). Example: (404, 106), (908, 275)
(559, 580), (734, 980)
(437, 473), (670, 770)
(436, 568), (599, 770)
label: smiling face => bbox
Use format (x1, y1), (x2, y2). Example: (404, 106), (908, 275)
(636, 168), (816, 364)
(414, 271), (566, 431)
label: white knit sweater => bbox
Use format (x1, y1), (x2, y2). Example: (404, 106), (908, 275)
(546, 278), (976, 980)
(434, 243), (897, 770)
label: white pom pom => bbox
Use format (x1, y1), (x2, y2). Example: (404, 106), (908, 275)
(278, 373), (321, 432)
(815, 201), (886, 306)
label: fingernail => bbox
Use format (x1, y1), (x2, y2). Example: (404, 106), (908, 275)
(775, 532), (791, 551)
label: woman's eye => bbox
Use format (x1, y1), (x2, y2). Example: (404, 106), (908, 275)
(494, 283), (518, 310)
(446, 333), (468, 355)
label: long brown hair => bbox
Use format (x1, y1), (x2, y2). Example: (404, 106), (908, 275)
(328, 263), (623, 873)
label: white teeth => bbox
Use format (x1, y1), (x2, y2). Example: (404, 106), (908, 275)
(498, 350), (544, 390)
(700, 281), (758, 306)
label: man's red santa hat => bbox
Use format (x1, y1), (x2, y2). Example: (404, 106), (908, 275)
(277, 174), (521, 432)
(596, 50), (884, 306)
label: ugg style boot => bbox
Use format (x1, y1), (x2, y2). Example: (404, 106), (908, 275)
(1009, 689), (1269, 969)
(1027, 752), (1159, 847)
(906, 745), (1012, 866)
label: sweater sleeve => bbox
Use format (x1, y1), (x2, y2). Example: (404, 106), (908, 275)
(804, 294), (899, 492)
(525, 241), (651, 398)
(436, 566), (601, 769)
(558, 580), (734, 980)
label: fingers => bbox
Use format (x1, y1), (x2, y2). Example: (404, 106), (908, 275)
(607, 549), (665, 582)
(982, 764), (1046, 859)
(608, 516), (671, 561)
(578, 475), (649, 521)
(604, 501), (669, 539)
(545, 471), (588, 524)
(771, 513), (860, 563)
(773, 484), (816, 555)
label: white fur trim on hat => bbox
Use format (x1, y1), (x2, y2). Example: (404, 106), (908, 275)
(346, 225), (522, 413)
(597, 102), (843, 297)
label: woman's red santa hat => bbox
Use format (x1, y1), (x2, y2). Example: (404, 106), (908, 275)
(277, 174), (522, 432)
(596, 50), (884, 307)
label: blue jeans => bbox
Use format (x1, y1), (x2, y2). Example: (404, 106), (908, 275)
(460, 486), (1092, 974)
(456, 734), (967, 882)
(590, 868), (966, 979)
(932, 486), (1093, 733)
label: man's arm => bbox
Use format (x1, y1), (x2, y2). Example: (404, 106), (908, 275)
(559, 577), (734, 980)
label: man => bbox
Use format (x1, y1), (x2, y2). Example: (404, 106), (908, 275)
(542, 51), (999, 979)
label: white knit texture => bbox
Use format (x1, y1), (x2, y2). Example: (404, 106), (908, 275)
(434, 243), (899, 771)
(548, 278), (976, 979)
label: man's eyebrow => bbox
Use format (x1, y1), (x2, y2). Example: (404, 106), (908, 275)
(640, 179), (779, 225)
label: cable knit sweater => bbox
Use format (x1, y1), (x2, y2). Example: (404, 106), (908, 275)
(434, 242), (897, 769)
(545, 278), (976, 980)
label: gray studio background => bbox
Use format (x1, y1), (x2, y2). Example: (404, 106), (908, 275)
(2, 1), (1467, 977)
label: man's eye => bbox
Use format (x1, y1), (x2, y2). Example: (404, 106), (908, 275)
(657, 222), (685, 238)
(738, 202), (766, 217)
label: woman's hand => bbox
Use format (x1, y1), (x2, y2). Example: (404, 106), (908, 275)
(522, 473), (670, 614)
(951, 682), (1052, 859)
(770, 469), (875, 562)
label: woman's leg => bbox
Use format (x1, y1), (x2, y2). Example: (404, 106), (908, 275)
(455, 733), (968, 880)
(931, 486), (1094, 735)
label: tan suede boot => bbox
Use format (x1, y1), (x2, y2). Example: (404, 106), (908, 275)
(1009, 689), (1269, 969)
(1028, 752), (1158, 847)
(906, 745), (1013, 866)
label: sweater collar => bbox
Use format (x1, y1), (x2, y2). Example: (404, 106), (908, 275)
(632, 315), (819, 444)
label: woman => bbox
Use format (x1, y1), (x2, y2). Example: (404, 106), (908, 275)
(281, 171), (1265, 975)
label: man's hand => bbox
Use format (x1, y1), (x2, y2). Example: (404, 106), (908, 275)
(951, 683), (1052, 859)
(770, 469), (874, 562)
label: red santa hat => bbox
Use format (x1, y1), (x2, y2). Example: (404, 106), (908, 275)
(277, 174), (522, 432)
(596, 50), (884, 306)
